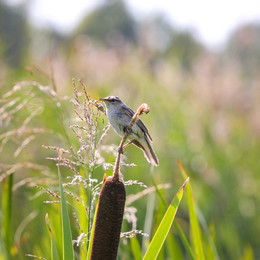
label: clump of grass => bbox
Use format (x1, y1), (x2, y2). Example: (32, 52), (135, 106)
(0, 80), (62, 259)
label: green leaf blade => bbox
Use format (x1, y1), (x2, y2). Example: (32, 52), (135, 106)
(130, 237), (142, 260)
(86, 200), (98, 260)
(143, 178), (189, 260)
(1, 175), (13, 259)
(178, 161), (205, 260)
(45, 213), (60, 260)
(58, 167), (74, 260)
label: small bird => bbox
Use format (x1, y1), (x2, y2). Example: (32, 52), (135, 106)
(100, 96), (159, 166)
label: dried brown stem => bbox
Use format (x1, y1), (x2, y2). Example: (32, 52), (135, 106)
(113, 103), (150, 181)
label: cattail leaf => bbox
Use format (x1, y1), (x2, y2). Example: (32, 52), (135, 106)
(143, 178), (188, 260)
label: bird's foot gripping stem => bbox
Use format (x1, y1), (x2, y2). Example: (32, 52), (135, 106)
(118, 147), (124, 154)
(123, 126), (131, 135)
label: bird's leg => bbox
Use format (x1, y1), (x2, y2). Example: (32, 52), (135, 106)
(123, 140), (134, 149)
(118, 140), (134, 154)
(118, 126), (133, 154)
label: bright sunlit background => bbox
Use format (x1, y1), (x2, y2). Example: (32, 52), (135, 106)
(1, 0), (260, 259)
(5, 0), (260, 48)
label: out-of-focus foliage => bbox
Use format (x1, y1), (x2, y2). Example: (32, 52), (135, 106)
(166, 31), (204, 71)
(225, 23), (260, 77)
(75, 0), (137, 47)
(137, 15), (175, 52)
(0, 0), (260, 259)
(0, 2), (29, 68)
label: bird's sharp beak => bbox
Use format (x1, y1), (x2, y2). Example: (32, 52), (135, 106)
(99, 98), (106, 102)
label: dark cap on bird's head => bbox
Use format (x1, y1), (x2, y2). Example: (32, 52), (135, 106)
(99, 96), (121, 103)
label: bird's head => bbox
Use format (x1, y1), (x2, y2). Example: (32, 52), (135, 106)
(99, 96), (123, 108)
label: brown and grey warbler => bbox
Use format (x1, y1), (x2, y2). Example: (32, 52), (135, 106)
(100, 96), (159, 166)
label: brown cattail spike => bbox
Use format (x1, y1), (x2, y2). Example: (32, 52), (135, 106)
(90, 176), (126, 260)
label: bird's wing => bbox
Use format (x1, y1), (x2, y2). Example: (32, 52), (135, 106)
(122, 105), (153, 142)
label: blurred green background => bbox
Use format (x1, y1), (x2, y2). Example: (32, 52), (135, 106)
(1, 0), (260, 259)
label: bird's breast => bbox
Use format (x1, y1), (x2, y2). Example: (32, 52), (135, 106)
(107, 112), (127, 137)
(107, 111), (143, 139)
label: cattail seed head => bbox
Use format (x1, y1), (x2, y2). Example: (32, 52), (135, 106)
(90, 175), (126, 260)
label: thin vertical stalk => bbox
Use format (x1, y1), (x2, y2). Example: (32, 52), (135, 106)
(2, 174), (13, 260)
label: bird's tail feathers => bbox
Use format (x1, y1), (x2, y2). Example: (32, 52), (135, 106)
(132, 136), (159, 167)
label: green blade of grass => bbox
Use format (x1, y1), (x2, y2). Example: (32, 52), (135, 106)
(197, 209), (220, 260)
(143, 178), (189, 260)
(58, 164), (74, 260)
(51, 231), (60, 260)
(78, 169), (88, 259)
(166, 232), (184, 260)
(1, 175), (13, 260)
(151, 175), (195, 260)
(86, 199), (98, 260)
(173, 221), (195, 260)
(178, 160), (205, 260)
(45, 214), (60, 260)
(130, 237), (142, 260)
